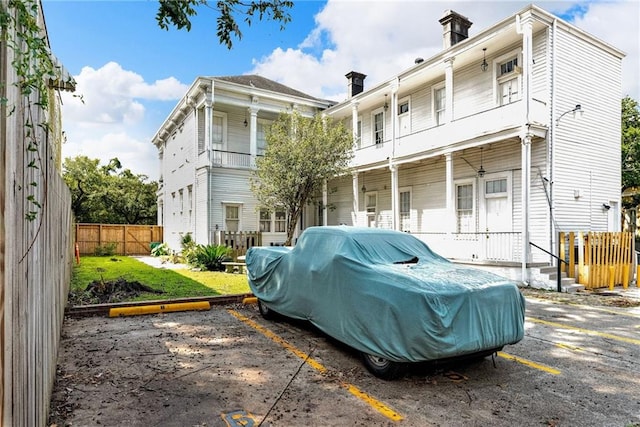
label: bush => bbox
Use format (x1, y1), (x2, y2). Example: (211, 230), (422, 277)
(151, 243), (170, 257)
(94, 242), (117, 256)
(190, 244), (232, 271)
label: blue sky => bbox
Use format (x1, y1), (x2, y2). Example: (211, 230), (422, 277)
(42, 0), (640, 180)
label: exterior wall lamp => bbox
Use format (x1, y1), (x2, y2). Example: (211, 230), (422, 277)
(478, 147), (485, 177)
(556, 104), (583, 124)
(480, 48), (488, 72)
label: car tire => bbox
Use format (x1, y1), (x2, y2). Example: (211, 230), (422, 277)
(257, 299), (277, 320)
(361, 353), (404, 380)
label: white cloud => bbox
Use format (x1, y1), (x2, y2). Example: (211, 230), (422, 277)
(251, 1), (639, 101)
(61, 62), (189, 180)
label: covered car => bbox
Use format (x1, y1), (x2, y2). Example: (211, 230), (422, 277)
(246, 226), (525, 379)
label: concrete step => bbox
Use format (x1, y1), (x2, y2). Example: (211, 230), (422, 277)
(562, 283), (585, 293)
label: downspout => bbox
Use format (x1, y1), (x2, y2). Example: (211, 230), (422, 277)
(549, 19), (558, 264)
(390, 79), (399, 230)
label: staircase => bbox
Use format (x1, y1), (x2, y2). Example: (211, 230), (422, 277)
(531, 265), (585, 293)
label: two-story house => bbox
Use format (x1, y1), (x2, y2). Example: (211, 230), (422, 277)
(319, 5), (624, 284)
(152, 75), (332, 250)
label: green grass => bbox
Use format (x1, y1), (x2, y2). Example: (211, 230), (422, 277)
(70, 256), (251, 304)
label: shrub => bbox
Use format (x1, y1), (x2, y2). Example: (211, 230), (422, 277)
(94, 242), (117, 256)
(151, 243), (170, 257)
(191, 244), (232, 271)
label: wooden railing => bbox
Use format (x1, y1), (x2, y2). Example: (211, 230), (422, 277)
(214, 231), (262, 260)
(413, 231), (522, 262)
(558, 231), (635, 289)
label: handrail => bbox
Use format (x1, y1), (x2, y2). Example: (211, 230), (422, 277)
(530, 241), (566, 292)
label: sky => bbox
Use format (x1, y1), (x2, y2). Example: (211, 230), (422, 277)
(42, 0), (640, 181)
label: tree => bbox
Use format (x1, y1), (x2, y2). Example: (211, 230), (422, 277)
(63, 156), (158, 224)
(155, 0), (293, 49)
(621, 96), (640, 207)
(251, 112), (353, 245)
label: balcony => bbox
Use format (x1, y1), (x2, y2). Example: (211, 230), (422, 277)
(209, 150), (259, 169)
(352, 100), (548, 168)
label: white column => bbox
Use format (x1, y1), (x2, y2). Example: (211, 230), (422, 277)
(322, 180), (328, 226)
(521, 131), (532, 283)
(444, 57), (455, 123)
(390, 164), (399, 231)
(445, 153), (455, 232)
(352, 172), (359, 226)
(351, 102), (359, 146)
(520, 15), (533, 123)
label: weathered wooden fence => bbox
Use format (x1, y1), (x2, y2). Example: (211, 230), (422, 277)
(1, 3), (75, 422)
(76, 223), (164, 255)
(558, 232), (635, 289)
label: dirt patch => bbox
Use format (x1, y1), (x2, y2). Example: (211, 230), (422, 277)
(519, 287), (640, 308)
(68, 278), (165, 305)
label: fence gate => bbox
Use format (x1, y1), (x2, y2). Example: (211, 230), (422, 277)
(76, 223), (164, 255)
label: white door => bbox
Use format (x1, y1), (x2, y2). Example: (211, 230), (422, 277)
(398, 98), (410, 137)
(482, 175), (512, 261)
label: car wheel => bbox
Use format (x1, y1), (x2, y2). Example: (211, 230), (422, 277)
(361, 353), (404, 380)
(257, 299), (277, 320)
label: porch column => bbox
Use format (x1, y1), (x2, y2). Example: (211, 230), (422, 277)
(322, 180), (328, 226)
(445, 153), (455, 232)
(249, 102), (259, 166)
(444, 57), (455, 123)
(521, 131), (533, 283)
(352, 172), (359, 226)
(390, 164), (399, 230)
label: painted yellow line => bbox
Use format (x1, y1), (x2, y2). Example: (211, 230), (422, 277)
(526, 317), (640, 346)
(497, 352), (561, 375)
(554, 343), (584, 352)
(228, 310), (404, 422)
(108, 301), (210, 317)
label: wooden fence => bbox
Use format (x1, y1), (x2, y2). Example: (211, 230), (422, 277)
(558, 232), (635, 289)
(76, 224), (163, 256)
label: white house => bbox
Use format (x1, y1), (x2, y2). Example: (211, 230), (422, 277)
(152, 75), (333, 250)
(154, 4), (624, 286)
(321, 5), (625, 284)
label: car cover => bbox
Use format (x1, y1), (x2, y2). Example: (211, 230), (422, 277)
(247, 226), (525, 363)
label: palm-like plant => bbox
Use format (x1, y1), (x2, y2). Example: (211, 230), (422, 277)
(192, 244), (232, 271)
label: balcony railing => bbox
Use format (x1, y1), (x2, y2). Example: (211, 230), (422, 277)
(412, 231), (523, 263)
(209, 150), (259, 169)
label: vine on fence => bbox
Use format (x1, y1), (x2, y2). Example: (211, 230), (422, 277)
(1, 0), (72, 221)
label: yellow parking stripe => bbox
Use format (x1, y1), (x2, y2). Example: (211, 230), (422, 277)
(228, 310), (404, 422)
(554, 343), (584, 352)
(497, 352), (561, 375)
(527, 317), (640, 346)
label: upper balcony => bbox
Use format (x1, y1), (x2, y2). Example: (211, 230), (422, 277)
(351, 99), (548, 168)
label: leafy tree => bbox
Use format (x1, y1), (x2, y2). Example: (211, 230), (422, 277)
(251, 112), (353, 245)
(621, 96), (640, 207)
(155, 0), (293, 49)
(63, 156), (158, 224)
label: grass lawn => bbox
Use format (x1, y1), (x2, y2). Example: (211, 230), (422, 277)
(70, 256), (251, 305)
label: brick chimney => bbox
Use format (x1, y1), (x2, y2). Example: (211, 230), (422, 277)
(439, 10), (472, 49)
(345, 71), (366, 98)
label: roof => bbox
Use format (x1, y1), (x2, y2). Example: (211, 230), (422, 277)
(215, 74), (322, 102)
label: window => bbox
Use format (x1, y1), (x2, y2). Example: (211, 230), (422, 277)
(275, 210), (286, 232)
(456, 183), (474, 232)
(373, 111), (384, 144)
(197, 107), (205, 153)
(257, 120), (271, 156)
(433, 83), (446, 125)
(399, 189), (411, 232)
(259, 209), (271, 232)
(355, 120), (362, 149)
(495, 51), (521, 106)
(365, 192), (377, 228)
(485, 178), (507, 195)
(398, 101), (409, 115)
(187, 185), (193, 211)
(398, 97), (410, 137)
(212, 115), (223, 147)
(179, 189), (184, 213)
(225, 205), (239, 231)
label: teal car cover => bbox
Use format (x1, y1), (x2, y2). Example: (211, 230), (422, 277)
(247, 226), (525, 363)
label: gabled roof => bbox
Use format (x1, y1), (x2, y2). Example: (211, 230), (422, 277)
(215, 74), (321, 102)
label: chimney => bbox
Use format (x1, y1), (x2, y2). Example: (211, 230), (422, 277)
(345, 71), (367, 98)
(439, 10), (472, 49)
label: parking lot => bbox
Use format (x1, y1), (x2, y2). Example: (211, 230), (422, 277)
(49, 294), (640, 426)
